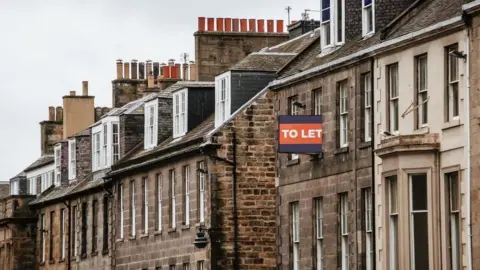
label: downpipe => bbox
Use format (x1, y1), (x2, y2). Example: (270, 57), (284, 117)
(465, 27), (472, 270)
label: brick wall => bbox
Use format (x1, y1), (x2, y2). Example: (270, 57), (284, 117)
(209, 89), (277, 269)
(469, 11), (480, 267)
(120, 114), (144, 158)
(274, 61), (373, 270)
(112, 154), (209, 270)
(112, 80), (148, 108)
(41, 122), (63, 156)
(194, 32), (288, 81)
(76, 134), (92, 182)
(157, 97), (173, 144)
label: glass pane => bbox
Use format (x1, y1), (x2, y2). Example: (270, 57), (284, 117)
(322, 0), (330, 9)
(449, 172), (459, 211)
(337, 0), (343, 43)
(389, 176), (397, 213)
(449, 49), (458, 81)
(452, 83), (459, 117)
(364, 0), (372, 5)
(366, 6), (373, 33)
(412, 212), (429, 269)
(322, 8), (330, 21)
(412, 174), (427, 211)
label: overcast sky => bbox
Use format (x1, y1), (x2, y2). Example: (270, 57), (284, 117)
(0, 0), (319, 182)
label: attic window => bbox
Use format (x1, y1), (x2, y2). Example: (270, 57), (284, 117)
(362, 0), (375, 37)
(144, 100), (159, 149)
(68, 140), (76, 181)
(54, 144), (61, 186)
(320, 0), (345, 51)
(173, 89), (188, 138)
(215, 72), (231, 128)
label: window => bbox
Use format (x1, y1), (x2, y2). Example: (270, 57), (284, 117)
(340, 193), (349, 270)
(183, 263), (190, 270)
(364, 188), (373, 270)
(118, 184), (124, 239)
(81, 202), (87, 257)
(215, 73), (231, 127)
(49, 211), (54, 261)
(446, 172), (461, 270)
(315, 198), (324, 270)
(170, 170), (176, 228)
(183, 166), (190, 226)
(145, 101), (158, 149)
(41, 214), (46, 263)
(387, 64), (399, 133)
(291, 202), (300, 270)
(387, 176), (398, 270)
(92, 200), (98, 252)
(69, 140), (76, 180)
(93, 132), (101, 170)
(198, 162), (206, 223)
(320, 0), (345, 50)
(72, 205), (77, 256)
(173, 90), (188, 138)
(28, 177), (36, 195)
(103, 123), (108, 166)
(447, 45), (460, 121)
(156, 174), (163, 231)
(54, 145), (61, 185)
(10, 180), (19, 195)
(410, 174), (429, 270)
(170, 265), (176, 270)
(313, 88), (322, 115)
(416, 55), (428, 127)
(102, 197), (109, 253)
(339, 81), (349, 147)
(131, 181), (136, 237)
(363, 73), (372, 141)
(142, 177), (149, 233)
(41, 172), (54, 193)
(112, 122), (120, 163)
(60, 208), (66, 260)
(197, 261), (204, 270)
(362, 0), (374, 36)
(288, 96), (299, 160)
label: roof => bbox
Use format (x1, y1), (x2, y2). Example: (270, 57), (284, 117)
(0, 184), (9, 199)
(266, 28), (320, 53)
(29, 183), (79, 206)
(109, 115), (215, 176)
(165, 81), (215, 94)
(23, 155), (54, 173)
(69, 128), (91, 138)
(277, 0), (463, 80)
(229, 53), (297, 72)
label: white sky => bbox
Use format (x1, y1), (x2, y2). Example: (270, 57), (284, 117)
(0, 0), (320, 182)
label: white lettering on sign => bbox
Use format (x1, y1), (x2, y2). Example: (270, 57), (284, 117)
(281, 129), (323, 138)
(281, 129), (298, 138)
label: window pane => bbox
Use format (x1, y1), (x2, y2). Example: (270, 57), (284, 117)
(412, 212), (429, 269)
(364, 0), (372, 5)
(337, 0), (343, 43)
(412, 174), (427, 211)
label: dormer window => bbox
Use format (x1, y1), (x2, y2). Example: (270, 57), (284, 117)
(10, 180), (19, 195)
(68, 140), (76, 181)
(321, 0), (345, 51)
(112, 123), (120, 163)
(144, 100), (159, 148)
(362, 0), (375, 37)
(103, 123), (108, 166)
(92, 117), (120, 171)
(54, 145), (61, 186)
(93, 132), (101, 171)
(215, 72), (231, 128)
(173, 90), (188, 138)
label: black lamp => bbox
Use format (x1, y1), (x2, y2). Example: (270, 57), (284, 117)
(193, 225), (209, 249)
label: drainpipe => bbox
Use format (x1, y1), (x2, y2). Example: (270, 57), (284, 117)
(370, 57), (376, 270)
(64, 200), (71, 270)
(464, 26), (472, 270)
(232, 131), (239, 270)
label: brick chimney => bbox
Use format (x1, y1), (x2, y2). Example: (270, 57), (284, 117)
(123, 62), (130, 79)
(116, 59), (123, 79)
(131, 60), (138, 79)
(48, 106), (55, 121)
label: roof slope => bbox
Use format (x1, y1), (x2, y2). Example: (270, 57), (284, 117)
(23, 155), (54, 173)
(267, 28), (320, 53)
(229, 53), (296, 72)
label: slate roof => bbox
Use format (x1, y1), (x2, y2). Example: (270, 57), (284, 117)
(229, 53), (297, 72)
(29, 183), (79, 206)
(278, 0), (463, 79)
(23, 155), (54, 173)
(266, 28), (320, 53)
(69, 128), (91, 138)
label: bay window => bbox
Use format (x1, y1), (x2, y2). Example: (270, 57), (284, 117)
(410, 174), (429, 270)
(103, 123), (108, 166)
(93, 132), (101, 170)
(112, 122), (119, 163)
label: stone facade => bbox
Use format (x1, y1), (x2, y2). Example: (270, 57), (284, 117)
(112, 154), (209, 270)
(74, 132), (92, 182)
(207, 89), (277, 269)
(273, 60), (373, 270)
(41, 121), (63, 156)
(120, 114), (145, 158)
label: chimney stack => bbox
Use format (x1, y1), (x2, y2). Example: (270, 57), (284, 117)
(182, 63), (188, 80)
(116, 59), (123, 79)
(147, 73), (155, 88)
(48, 106), (55, 121)
(153, 62), (160, 79)
(139, 62), (145, 79)
(131, 60), (138, 79)
(146, 60), (153, 76)
(82, 81), (88, 96)
(189, 61), (197, 81)
(123, 62), (130, 79)
(56, 107), (63, 122)
(69, 90), (76, 96)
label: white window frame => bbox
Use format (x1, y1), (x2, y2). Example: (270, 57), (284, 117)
(184, 166), (190, 226)
(41, 214), (46, 263)
(198, 261), (204, 270)
(144, 100), (159, 149)
(320, 0), (345, 52)
(362, 0), (375, 37)
(314, 88), (322, 115)
(103, 123), (108, 167)
(143, 178), (149, 234)
(10, 180), (19, 195)
(119, 184), (124, 238)
(447, 172), (461, 270)
(112, 122), (120, 163)
(409, 174), (429, 270)
(388, 64), (399, 133)
(388, 176), (399, 270)
(365, 188), (373, 270)
(157, 174), (162, 231)
(60, 208), (66, 259)
(170, 170), (176, 229)
(68, 140), (76, 181)
(289, 96), (299, 160)
(364, 73), (372, 142)
(173, 89), (188, 138)
(215, 72), (231, 128)
(315, 198), (324, 270)
(339, 81), (349, 147)
(131, 181), (136, 237)
(93, 132), (101, 171)
(29, 177), (36, 195)
(54, 144), (61, 186)
(447, 45), (460, 121)
(340, 193), (349, 270)
(292, 202), (300, 270)
(417, 55), (428, 127)
(199, 162), (206, 224)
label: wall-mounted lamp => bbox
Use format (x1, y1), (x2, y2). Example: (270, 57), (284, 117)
(196, 168), (208, 174)
(449, 50), (467, 61)
(292, 101), (306, 109)
(193, 224), (210, 249)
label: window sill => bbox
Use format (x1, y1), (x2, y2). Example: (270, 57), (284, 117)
(91, 251), (98, 257)
(59, 259), (65, 263)
(442, 120), (462, 131)
(181, 224), (190, 231)
(309, 152), (323, 161)
(334, 146), (349, 155)
(102, 249), (109, 256)
(195, 222), (205, 228)
(168, 227), (177, 234)
(286, 158), (300, 167)
(154, 230), (162, 236)
(115, 238), (124, 243)
(413, 125), (430, 134)
(128, 236), (136, 240)
(49, 259), (55, 265)
(140, 233), (149, 239)
(358, 141), (372, 149)
(80, 254), (87, 260)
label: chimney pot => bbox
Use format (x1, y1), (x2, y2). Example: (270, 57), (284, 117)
(162, 65), (170, 79)
(139, 62), (145, 79)
(55, 107), (63, 122)
(249, 19), (256, 32)
(153, 62), (160, 79)
(276, 20), (284, 33)
(267, 19), (274, 32)
(147, 74), (155, 88)
(257, 19), (265, 32)
(70, 90), (76, 96)
(198, 17), (206, 31)
(189, 63), (197, 81)
(232, 18), (240, 31)
(168, 59), (175, 66)
(82, 81), (88, 96)
(207, 18), (214, 31)
(240, 19), (248, 32)
(123, 62), (130, 79)
(216, 18), (224, 31)
(131, 60), (138, 79)
(146, 60), (153, 77)
(48, 106), (55, 121)
(116, 59), (123, 79)
(225, 18), (232, 32)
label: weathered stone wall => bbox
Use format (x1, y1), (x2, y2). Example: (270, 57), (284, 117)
(40, 121), (63, 156)
(75, 134), (92, 182)
(112, 80), (148, 108)
(120, 114), (144, 158)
